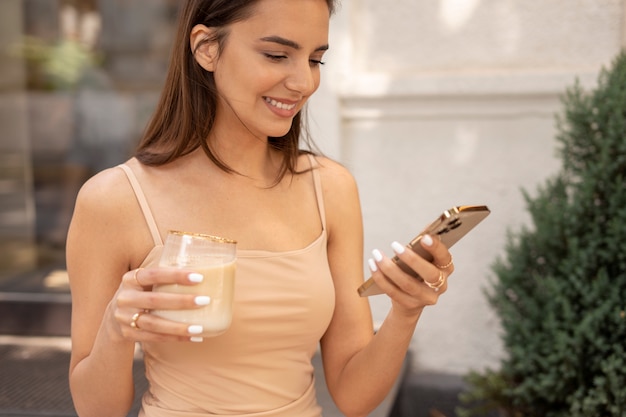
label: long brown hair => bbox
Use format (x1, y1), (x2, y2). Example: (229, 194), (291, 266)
(135, 0), (338, 182)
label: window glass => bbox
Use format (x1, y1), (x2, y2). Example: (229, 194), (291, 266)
(0, 0), (178, 293)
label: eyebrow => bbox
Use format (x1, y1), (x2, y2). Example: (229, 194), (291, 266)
(260, 36), (329, 52)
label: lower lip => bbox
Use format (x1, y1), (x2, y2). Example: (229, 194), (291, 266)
(264, 99), (297, 118)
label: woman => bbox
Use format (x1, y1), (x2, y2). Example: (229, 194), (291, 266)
(66, 0), (454, 416)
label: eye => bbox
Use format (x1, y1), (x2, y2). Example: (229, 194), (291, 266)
(264, 53), (287, 62)
(309, 59), (326, 67)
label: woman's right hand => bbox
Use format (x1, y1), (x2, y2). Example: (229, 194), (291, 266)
(112, 268), (209, 342)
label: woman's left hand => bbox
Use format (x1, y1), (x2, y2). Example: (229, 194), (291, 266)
(367, 234), (454, 316)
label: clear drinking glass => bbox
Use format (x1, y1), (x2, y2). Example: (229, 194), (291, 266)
(153, 230), (237, 337)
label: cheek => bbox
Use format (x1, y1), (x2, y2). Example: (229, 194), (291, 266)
(220, 65), (279, 99)
(253, 65), (288, 90)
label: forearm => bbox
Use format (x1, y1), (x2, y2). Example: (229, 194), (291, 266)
(330, 307), (422, 417)
(70, 312), (137, 417)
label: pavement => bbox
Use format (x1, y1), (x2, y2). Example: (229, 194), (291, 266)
(0, 269), (403, 417)
(0, 335), (145, 417)
(0, 334), (404, 417)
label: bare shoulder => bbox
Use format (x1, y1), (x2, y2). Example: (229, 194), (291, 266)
(312, 155), (362, 239)
(75, 164), (136, 214)
(313, 155), (359, 198)
(71, 163), (141, 239)
(69, 162), (151, 268)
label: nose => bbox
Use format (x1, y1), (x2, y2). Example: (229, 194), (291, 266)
(285, 61), (318, 96)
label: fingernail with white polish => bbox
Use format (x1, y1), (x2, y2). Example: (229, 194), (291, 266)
(391, 241), (405, 254)
(190, 336), (204, 343)
(195, 296), (211, 306)
(188, 325), (203, 334)
(188, 273), (204, 283)
(372, 249), (383, 262)
(368, 258), (378, 272)
(422, 234), (433, 246)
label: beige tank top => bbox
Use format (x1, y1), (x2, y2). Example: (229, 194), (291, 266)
(118, 155), (335, 417)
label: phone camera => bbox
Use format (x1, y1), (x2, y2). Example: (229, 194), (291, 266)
(436, 217), (462, 235)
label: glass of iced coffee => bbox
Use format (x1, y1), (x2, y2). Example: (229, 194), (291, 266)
(153, 230), (237, 337)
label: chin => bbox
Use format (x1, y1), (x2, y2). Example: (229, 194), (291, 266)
(265, 124), (294, 139)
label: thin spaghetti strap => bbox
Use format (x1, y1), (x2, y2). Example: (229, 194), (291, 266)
(117, 164), (163, 246)
(307, 154), (327, 230)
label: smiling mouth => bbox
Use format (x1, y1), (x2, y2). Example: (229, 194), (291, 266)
(264, 97), (297, 111)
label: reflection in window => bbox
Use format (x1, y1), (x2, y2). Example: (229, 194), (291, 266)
(0, 1), (179, 292)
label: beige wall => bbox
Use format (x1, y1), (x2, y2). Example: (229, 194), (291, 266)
(309, 0), (625, 375)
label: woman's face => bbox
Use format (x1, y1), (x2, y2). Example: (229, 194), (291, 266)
(210, 0), (330, 140)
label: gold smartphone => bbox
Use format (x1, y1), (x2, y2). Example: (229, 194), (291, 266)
(357, 205), (491, 297)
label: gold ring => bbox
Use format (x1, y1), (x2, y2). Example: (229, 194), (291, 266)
(133, 268), (144, 287)
(424, 270), (446, 292)
(130, 309), (149, 330)
(435, 256), (453, 269)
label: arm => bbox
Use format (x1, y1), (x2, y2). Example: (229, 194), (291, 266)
(67, 168), (205, 417)
(67, 169), (144, 417)
(318, 158), (453, 417)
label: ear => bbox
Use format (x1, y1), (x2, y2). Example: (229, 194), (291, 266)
(190, 24), (219, 72)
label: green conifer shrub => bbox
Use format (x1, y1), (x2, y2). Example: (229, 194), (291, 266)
(457, 50), (626, 417)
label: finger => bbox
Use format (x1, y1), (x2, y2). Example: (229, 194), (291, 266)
(123, 267), (205, 289)
(434, 255), (454, 270)
(128, 310), (205, 337)
(422, 269), (448, 293)
(371, 248), (424, 295)
(419, 234), (455, 274)
(389, 242), (437, 281)
(117, 288), (212, 311)
(119, 309), (207, 343)
(367, 254), (441, 309)
(129, 309), (150, 330)
(126, 268), (149, 290)
(367, 257), (403, 295)
(389, 241), (449, 293)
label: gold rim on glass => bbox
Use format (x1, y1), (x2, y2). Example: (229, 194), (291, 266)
(168, 230), (237, 244)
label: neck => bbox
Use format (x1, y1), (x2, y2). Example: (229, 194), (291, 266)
(201, 137), (285, 186)
(203, 109), (289, 184)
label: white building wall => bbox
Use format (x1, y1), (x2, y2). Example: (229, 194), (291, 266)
(309, 0), (625, 376)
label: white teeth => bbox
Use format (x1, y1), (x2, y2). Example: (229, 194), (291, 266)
(265, 97), (296, 110)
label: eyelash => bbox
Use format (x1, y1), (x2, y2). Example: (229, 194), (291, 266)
(264, 53), (325, 67)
